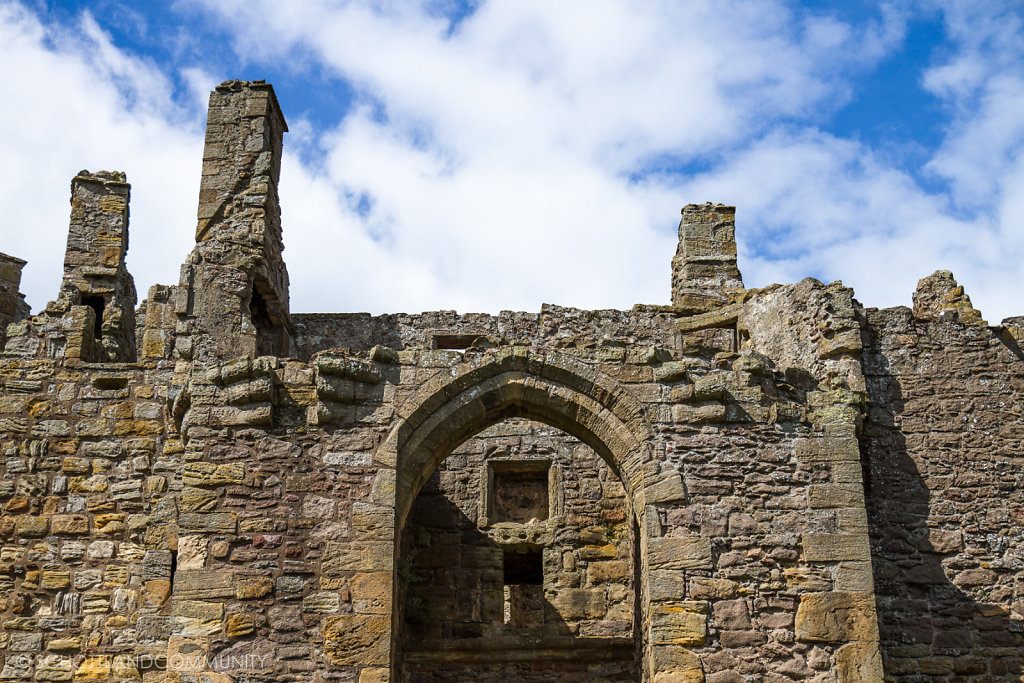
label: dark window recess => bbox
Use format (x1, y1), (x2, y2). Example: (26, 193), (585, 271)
(433, 334), (484, 350)
(169, 549), (177, 593)
(492, 465), (549, 523)
(503, 547), (543, 585)
(82, 295), (104, 338)
(250, 286), (278, 356)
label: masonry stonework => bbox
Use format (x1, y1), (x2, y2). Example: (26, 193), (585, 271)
(0, 80), (1019, 682)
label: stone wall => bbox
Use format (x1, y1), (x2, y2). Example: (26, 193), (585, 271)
(1, 77), (1020, 682)
(861, 272), (1024, 680)
(0, 253), (29, 350)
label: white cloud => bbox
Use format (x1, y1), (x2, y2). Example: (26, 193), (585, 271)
(0, 3), (203, 313)
(672, 127), (1015, 314)
(3, 0), (1023, 327)
(181, 0), (915, 314)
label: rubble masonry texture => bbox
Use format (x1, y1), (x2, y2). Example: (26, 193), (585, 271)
(0, 80), (1021, 682)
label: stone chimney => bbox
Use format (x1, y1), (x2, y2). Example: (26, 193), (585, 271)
(671, 203), (744, 311)
(175, 80), (292, 362)
(53, 171), (137, 361)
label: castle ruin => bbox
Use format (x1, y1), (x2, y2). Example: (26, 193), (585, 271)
(0, 79), (1021, 682)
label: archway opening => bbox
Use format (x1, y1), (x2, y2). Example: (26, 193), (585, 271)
(383, 351), (658, 680)
(399, 417), (639, 681)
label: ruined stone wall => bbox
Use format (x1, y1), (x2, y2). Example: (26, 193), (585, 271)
(861, 272), (1024, 681)
(16, 77), (1024, 682)
(0, 331), (880, 682)
(174, 80), (291, 363)
(0, 359), (176, 681)
(290, 305), (680, 360)
(4, 172), (137, 363)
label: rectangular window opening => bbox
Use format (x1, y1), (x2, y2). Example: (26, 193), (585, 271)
(491, 462), (550, 523)
(432, 334), (484, 350)
(503, 547), (543, 586)
(502, 547), (544, 627)
(82, 295), (104, 339)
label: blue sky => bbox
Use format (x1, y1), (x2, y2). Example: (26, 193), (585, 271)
(2, 0), (1023, 321)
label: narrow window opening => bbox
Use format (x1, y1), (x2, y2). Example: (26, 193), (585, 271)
(169, 549), (177, 594)
(82, 295), (104, 339)
(250, 286), (277, 356)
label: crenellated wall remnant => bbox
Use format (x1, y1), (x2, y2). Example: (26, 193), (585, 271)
(0, 79), (1020, 683)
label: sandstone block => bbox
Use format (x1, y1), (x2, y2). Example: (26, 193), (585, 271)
(178, 512), (236, 534)
(172, 571), (234, 600)
(651, 602), (708, 647)
(167, 635), (208, 672)
(172, 599), (224, 620)
(236, 576), (274, 600)
(808, 483), (865, 509)
(651, 644), (705, 681)
(323, 540), (393, 574)
(351, 572), (392, 615)
(51, 514), (89, 535)
(649, 570), (688, 601)
(225, 613), (255, 638)
(74, 656), (111, 680)
(358, 667), (391, 683)
(837, 641), (884, 681)
(794, 437), (860, 463)
(795, 591), (878, 642)
(649, 537), (712, 571)
(324, 615), (390, 667)
(181, 462), (245, 487)
(802, 533), (870, 563)
(16, 515), (49, 537)
(645, 470), (689, 504)
(302, 591), (341, 614)
(688, 578), (741, 601)
(588, 560), (630, 584)
(713, 599), (750, 630)
(549, 588), (607, 620)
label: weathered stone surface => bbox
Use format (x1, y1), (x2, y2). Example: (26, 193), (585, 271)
(651, 644), (705, 682)
(651, 602), (709, 646)
(649, 537), (713, 570)
(837, 641), (884, 681)
(795, 591), (878, 642)
(351, 572), (391, 615)
(172, 571), (235, 600)
(235, 576), (274, 600)
(324, 615), (390, 667)
(801, 533), (870, 563)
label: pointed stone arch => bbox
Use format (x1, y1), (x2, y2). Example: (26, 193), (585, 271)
(372, 347), (660, 680)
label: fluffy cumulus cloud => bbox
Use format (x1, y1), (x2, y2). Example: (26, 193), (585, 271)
(0, 2), (203, 313)
(2, 0), (1023, 321)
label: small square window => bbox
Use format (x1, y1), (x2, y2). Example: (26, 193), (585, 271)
(491, 461), (550, 523)
(503, 547), (543, 585)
